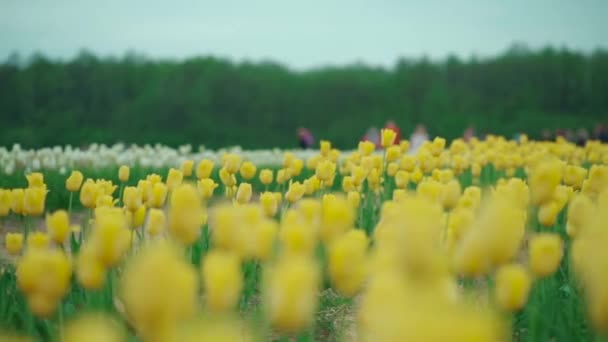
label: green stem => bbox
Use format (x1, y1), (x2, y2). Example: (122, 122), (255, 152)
(118, 183), (125, 207)
(58, 301), (64, 340)
(106, 269), (115, 311)
(23, 215), (30, 245)
(68, 192), (73, 213)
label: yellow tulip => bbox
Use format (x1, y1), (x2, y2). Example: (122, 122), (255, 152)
(563, 165), (587, 189)
(123, 186), (142, 212)
(320, 140), (331, 156)
(386, 146), (401, 162)
(329, 230), (368, 296)
(16, 248), (72, 299)
(76, 244), (106, 290)
(274, 192), (283, 204)
(181, 159), (194, 177)
(197, 178), (218, 200)
(96, 195), (114, 208)
(90, 208), (130, 267)
(118, 165), (130, 183)
(137, 179), (152, 203)
(26, 172), (45, 188)
(471, 163), (482, 177)
(399, 155), (416, 172)
(346, 191), (361, 208)
(5, 232), (23, 256)
(341, 176), (355, 193)
(235, 183), (253, 204)
(285, 181), (305, 203)
(494, 263), (532, 312)
(283, 152), (295, 168)
(80, 180), (100, 209)
(410, 168), (423, 184)
(174, 315), (253, 341)
(358, 140), (376, 156)
(219, 167), (236, 187)
(351, 166), (367, 187)
(62, 314), (126, 342)
(386, 162), (399, 176)
(46, 210), (70, 244)
(259, 169), (274, 185)
(196, 159), (215, 179)
(367, 168), (382, 191)
(306, 154), (322, 170)
(260, 192), (278, 217)
(430, 137), (446, 156)
(27, 293), (57, 318)
(264, 256), (319, 333)
(303, 176), (320, 195)
(146, 173), (163, 185)
(393, 189), (408, 202)
(132, 205), (147, 228)
(276, 168), (291, 185)
(146, 208), (166, 236)
(166, 168), (184, 191)
(321, 196), (354, 243)
(447, 208), (474, 241)
(96, 179), (118, 196)
(566, 193), (594, 237)
(417, 180), (443, 204)
(280, 222), (317, 256)
(529, 161), (562, 206)
(440, 180), (461, 210)
(0, 189), (11, 216)
(223, 154), (242, 174)
(453, 234), (491, 277)
(537, 201), (560, 227)
(11, 188), (25, 215)
(400, 140), (410, 153)
(66, 170), (84, 192)
(148, 182), (168, 208)
(529, 233), (563, 278)
(202, 250), (242, 312)
(120, 241), (198, 341)
(253, 220), (278, 261)
(239, 161), (257, 180)
(288, 158), (304, 177)
(168, 184), (206, 245)
(381, 128), (397, 148)
(23, 187), (46, 216)
(395, 170), (410, 189)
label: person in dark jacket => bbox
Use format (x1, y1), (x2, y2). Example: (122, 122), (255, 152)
(297, 128), (314, 149)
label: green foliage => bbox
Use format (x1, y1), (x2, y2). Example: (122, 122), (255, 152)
(1, 46), (607, 149)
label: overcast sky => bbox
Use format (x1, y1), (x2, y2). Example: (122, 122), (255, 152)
(1, 0), (607, 69)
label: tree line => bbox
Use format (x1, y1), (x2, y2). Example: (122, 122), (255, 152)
(1, 45), (607, 149)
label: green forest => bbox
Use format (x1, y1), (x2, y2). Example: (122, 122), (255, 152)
(1, 46), (607, 149)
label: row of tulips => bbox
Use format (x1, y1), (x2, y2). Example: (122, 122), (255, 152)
(0, 132), (608, 341)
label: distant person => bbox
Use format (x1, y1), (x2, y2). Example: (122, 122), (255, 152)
(600, 124), (608, 143)
(362, 126), (380, 148)
(592, 124), (608, 142)
(463, 126), (476, 142)
(541, 129), (552, 141)
(565, 128), (575, 142)
(297, 128), (314, 149)
(576, 128), (589, 146)
(593, 124), (603, 140)
(383, 120), (401, 144)
(410, 124), (429, 153)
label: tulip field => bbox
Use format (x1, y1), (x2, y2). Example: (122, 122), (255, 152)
(1, 133), (608, 341)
